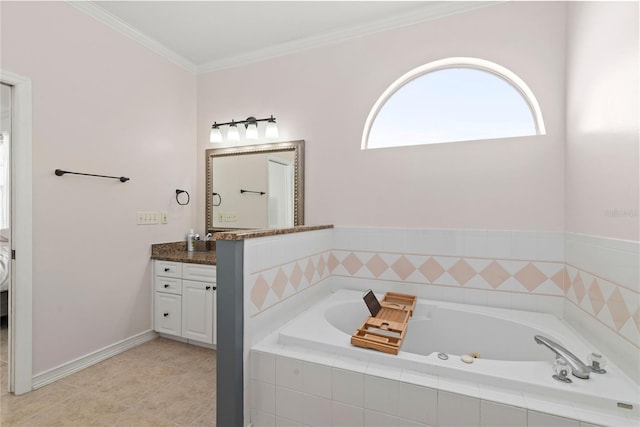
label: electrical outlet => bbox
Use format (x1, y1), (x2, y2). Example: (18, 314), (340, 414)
(217, 212), (237, 222)
(160, 212), (168, 224)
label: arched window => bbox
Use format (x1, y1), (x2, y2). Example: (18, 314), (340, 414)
(362, 57), (546, 149)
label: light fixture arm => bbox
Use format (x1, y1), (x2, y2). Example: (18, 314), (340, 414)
(211, 115), (276, 129)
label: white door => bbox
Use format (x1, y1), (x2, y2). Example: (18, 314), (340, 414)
(0, 83), (12, 393)
(181, 280), (214, 344)
(0, 70), (32, 395)
(268, 157), (293, 228)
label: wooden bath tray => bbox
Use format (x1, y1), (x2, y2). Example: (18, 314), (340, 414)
(350, 292), (416, 355)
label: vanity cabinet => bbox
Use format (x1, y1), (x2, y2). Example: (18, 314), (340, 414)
(153, 260), (216, 345)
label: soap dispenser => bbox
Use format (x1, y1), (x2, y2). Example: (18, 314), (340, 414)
(186, 229), (195, 252)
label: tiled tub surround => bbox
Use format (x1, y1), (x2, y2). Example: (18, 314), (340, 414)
(564, 233), (639, 384)
(247, 229), (567, 326)
(243, 228), (335, 424)
(250, 346), (637, 427)
(243, 227), (640, 426)
(244, 228), (335, 346)
(329, 228), (566, 316)
(250, 291), (638, 427)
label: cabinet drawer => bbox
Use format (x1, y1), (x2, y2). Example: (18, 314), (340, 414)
(154, 292), (181, 336)
(155, 277), (182, 294)
(154, 261), (182, 278)
(183, 264), (216, 282)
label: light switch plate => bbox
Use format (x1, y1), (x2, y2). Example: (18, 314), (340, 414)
(137, 211), (159, 225)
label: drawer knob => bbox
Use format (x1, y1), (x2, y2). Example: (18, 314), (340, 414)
(206, 286), (211, 290)
(164, 284), (170, 288)
(164, 268), (170, 272)
(163, 312), (169, 317)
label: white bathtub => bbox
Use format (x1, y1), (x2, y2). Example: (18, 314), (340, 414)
(275, 290), (639, 417)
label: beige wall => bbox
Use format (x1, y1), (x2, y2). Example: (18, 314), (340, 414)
(197, 1), (567, 232)
(1, 2), (197, 374)
(565, 1), (639, 241)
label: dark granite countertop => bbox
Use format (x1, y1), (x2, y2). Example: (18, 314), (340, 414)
(151, 225), (332, 264)
(151, 241), (216, 265)
(213, 224), (333, 241)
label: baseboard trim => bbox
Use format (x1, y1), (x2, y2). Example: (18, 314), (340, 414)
(32, 330), (158, 389)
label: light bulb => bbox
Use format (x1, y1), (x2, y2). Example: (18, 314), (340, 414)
(227, 124), (240, 141)
(265, 120), (278, 139)
(209, 127), (222, 143)
(246, 123), (259, 140)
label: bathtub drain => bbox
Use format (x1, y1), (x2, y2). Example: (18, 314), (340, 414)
(437, 352), (449, 360)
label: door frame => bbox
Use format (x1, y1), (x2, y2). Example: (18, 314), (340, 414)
(0, 69), (33, 395)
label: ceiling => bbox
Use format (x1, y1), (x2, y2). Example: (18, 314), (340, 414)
(73, 1), (496, 74)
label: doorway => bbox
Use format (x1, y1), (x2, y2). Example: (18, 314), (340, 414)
(267, 156), (294, 228)
(0, 69), (33, 395)
(1, 82), (12, 394)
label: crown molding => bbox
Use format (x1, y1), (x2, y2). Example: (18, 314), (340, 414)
(68, 1), (500, 76)
(67, 1), (198, 74)
(197, 1), (501, 74)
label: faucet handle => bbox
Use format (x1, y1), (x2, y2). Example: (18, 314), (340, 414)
(587, 352), (607, 374)
(552, 358), (572, 383)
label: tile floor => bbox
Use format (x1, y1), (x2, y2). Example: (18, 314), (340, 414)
(0, 321), (217, 426)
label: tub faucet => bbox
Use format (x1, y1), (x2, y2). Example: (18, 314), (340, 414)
(534, 335), (590, 379)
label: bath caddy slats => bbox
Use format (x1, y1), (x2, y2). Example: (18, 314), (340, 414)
(351, 292), (417, 355)
(379, 292), (417, 315)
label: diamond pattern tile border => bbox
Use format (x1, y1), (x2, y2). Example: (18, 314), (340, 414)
(330, 250), (564, 296)
(248, 251), (332, 315)
(566, 265), (639, 346)
(248, 248), (638, 350)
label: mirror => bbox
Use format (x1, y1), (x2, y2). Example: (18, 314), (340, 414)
(206, 140), (304, 233)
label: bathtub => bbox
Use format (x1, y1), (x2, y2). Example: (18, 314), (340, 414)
(273, 289), (638, 418)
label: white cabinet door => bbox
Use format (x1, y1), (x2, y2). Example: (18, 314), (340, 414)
(181, 279), (214, 344)
(154, 292), (181, 336)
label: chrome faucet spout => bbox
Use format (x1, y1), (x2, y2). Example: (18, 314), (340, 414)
(534, 335), (590, 379)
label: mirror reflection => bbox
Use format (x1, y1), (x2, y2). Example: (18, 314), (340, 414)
(206, 140), (304, 233)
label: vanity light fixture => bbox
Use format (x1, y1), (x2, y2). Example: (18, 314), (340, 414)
(209, 115), (278, 143)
